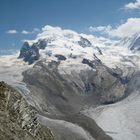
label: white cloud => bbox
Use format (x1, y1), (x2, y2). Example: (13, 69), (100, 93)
(33, 28), (40, 33)
(89, 25), (112, 34)
(21, 28), (40, 35)
(89, 18), (140, 38)
(21, 30), (30, 34)
(6, 30), (17, 34)
(109, 18), (140, 37)
(124, 0), (140, 10)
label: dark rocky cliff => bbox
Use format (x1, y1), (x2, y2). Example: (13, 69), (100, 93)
(18, 42), (40, 64)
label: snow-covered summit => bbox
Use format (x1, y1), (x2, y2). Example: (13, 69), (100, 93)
(117, 33), (140, 52)
(19, 25), (140, 69)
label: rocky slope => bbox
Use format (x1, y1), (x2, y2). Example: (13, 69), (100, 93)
(23, 58), (129, 116)
(0, 81), (54, 140)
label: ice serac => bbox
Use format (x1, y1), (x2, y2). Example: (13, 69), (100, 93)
(0, 81), (54, 140)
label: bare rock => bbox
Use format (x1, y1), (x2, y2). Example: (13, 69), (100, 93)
(0, 81), (54, 140)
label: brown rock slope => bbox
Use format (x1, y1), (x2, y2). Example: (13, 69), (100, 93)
(0, 81), (54, 140)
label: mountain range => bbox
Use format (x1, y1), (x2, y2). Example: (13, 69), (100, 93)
(0, 25), (140, 140)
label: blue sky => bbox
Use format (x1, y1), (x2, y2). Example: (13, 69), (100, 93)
(0, 0), (140, 51)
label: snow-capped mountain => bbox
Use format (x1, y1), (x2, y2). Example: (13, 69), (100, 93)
(2, 25), (140, 140)
(19, 26), (108, 64)
(19, 25), (140, 69)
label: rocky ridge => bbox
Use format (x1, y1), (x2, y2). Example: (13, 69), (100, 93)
(0, 81), (54, 140)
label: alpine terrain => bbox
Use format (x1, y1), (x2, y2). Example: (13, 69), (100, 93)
(1, 25), (140, 140)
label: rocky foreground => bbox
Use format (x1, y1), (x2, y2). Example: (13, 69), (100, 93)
(0, 81), (54, 140)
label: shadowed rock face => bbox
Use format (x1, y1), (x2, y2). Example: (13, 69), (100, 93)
(19, 42), (40, 64)
(129, 36), (140, 51)
(78, 37), (92, 48)
(82, 58), (95, 68)
(19, 38), (49, 64)
(54, 54), (67, 61)
(95, 47), (103, 55)
(0, 81), (54, 140)
(37, 39), (48, 49)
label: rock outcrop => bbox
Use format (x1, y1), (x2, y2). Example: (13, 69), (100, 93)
(19, 42), (40, 64)
(54, 54), (67, 61)
(129, 35), (140, 52)
(78, 37), (92, 48)
(0, 81), (54, 140)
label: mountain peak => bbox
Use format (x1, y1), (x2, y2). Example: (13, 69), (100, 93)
(18, 25), (140, 69)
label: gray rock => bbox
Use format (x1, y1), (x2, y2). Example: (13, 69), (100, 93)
(0, 81), (54, 140)
(129, 36), (140, 51)
(19, 42), (40, 64)
(95, 47), (103, 55)
(23, 60), (128, 115)
(54, 54), (67, 61)
(78, 37), (92, 48)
